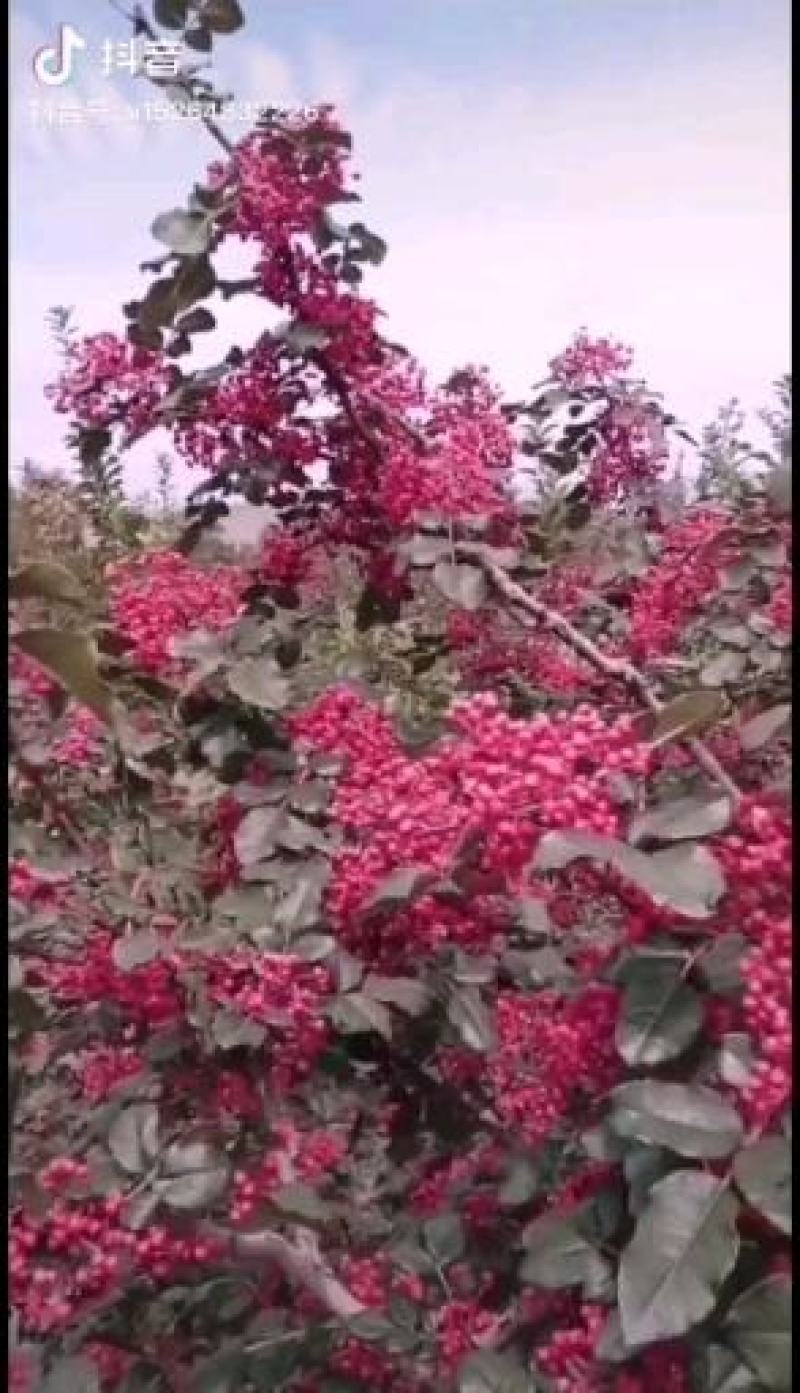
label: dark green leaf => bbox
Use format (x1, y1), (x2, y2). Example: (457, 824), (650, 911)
(423, 1212), (465, 1266)
(724, 1276), (791, 1391)
(329, 992), (393, 1039)
(154, 0), (188, 26)
(200, 0), (244, 33)
(718, 1033), (756, 1088)
(618, 1171), (740, 1347)
(498, 1156), (540, 1208)
(158, 1139), (230, 1212)
(112, 930), (162, 972)
(14, 629), (116, 724)
(447, 986), (495, 1052)
(733, 1136), (791, 1235)
(152, 209), (211, 255)
(362, 867), (437, 917)
(739, 705), (791, 751)
(459, 1351), (539, 1392)
(41, 1357), (100, 1393)
(10, 562), (87, 606)
(609, 1081), (743, 1159)
(227, 658), (290, 711)
(520, 1211), (609, 1291)
(190, 1349), (246, 1393)
(108, 1103), (160, 1175)
(641, 690), (726, 743)
(184, 24), (213, 51)
(629, 795), (732, 846)
(533, 831), (725, 919)
(699, 936), (747, 995)
(362, 974), (430, 1016)
(701, 651), (747, 688)
(615, 956), (702, 1066)
(233, 808), (283, 866)
(177, 306), (216, 334)
(696, 1344), (763, 1393)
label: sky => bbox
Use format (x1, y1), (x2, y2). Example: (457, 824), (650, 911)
(9, 0), (792, 497)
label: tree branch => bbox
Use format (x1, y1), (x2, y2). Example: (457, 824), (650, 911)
(201, 1223), (365, 1319)
(462, 548), (743, 802)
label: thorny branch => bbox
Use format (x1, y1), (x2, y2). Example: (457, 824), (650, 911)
(201, 1223), (366, 1319)
(462, 547), (743, 802)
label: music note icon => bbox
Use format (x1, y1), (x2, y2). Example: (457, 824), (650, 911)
(32, 23), (87, 88)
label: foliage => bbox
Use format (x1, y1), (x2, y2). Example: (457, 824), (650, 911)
(9, 6), (792, 1393)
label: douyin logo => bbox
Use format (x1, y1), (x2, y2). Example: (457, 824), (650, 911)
(32, 23), (87, 87)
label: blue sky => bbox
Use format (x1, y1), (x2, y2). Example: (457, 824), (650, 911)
(10, 0), (791, 495)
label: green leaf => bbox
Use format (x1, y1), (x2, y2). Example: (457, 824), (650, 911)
(724, 1276), (791, 1391)
(293, 934), (337, 963)
(423, 1212), (466, 1266)
(211, 1009), (267, 1052)
(185, 24), (213, 51)
(281, 320), (331, 353)
(227, 658), (291, 711)
(348, 221), (388, 265)
(615, 956), (702, 1066)
(764, 465), (791, 516)
(695, 1344), (762, 1393)
(272, 1183), (330, 1225)
(158, 1139), (230, 1212)
(739, 704), (791, 751)
(718, 1033), (756, 1088)
(459, 1351), (539, 1393)
(641, 690), (726, 743)
(190, 1349), (246, 1393)
(41, 1357), (100, 1393)
(200, 0), (244, 33)
(447, 986), (496, 1052)
(10, 562), (87, 606)
(618, 1171), (740, 1347)
(520, 1211), (609, 1291)
(498, 1156), (540, 1208)
(699, 935), (747, 995)
(154, 0), (188, 26)
(701, 651), (747, 687)
(733, 1136), (791, 1235)
(623, 1145), (677, 1216)
(629, 795), (732, 845)
(609, 1081), (743, 1159)
(151, 209), (211, 255)
(177, 306), (216, 334)
(502, 946), (574, 988)
(108, 1103), (160, 1175)
(233, 808), (283, 866)
(533, 831), (725, 919)
(344, 1311), (418, 1354)
(329, 992), (393, 1039)
(14, 628), (115, 724)
(112, 930), (162, 972)
(362, 866), (437, 917)
(363, 974), (430, 1015)
(432, 561), (488, 611)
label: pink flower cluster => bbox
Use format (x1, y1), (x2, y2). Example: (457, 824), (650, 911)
(107, 549), (246, 674)
(549, 332), (633, 390)
(289, 688), (653, 966)
(45, 333), (172, 440)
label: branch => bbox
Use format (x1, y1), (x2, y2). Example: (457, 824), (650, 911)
(462, 548), (743, 802)
(201, 1224), (365, 1319)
